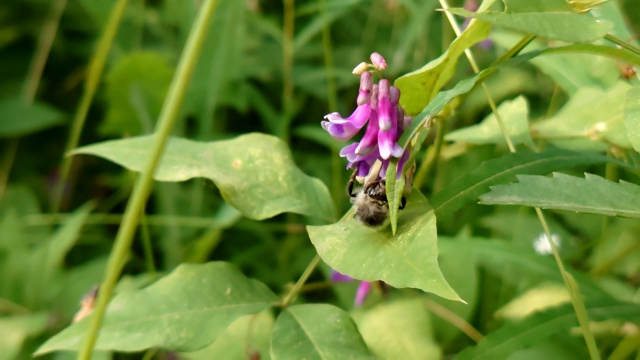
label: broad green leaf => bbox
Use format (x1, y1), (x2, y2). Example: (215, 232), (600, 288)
(181, 311), (274, 360)
(431, 149), (613, 218)
(447, 2), (612, 44)
(624, 85), (640, 153)
(101, 52), (173, 136)
(446, 95), (534, 148)
(35, 262), (278, 354)
(496, 282), (570, 320)
(0, 97), (65, 137)
(479, 172), (640, 218)
(455, 299), (640, 360)
(270, 304), (374, 360)
(395, 17), (492, 115)
(308, 191), (462, 301)
(532, 81), (632, 150)
(353, 298), (441, 360)
(0, 313), (50, 360)
(384, 156), (405, 235)
(71, 133), (336, 221)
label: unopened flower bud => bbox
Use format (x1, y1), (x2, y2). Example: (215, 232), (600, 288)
(370, 52), (387, 71)
(357, 71), (373, 105)
(390, 86), (400, 104)
(352, 61), (369, 75)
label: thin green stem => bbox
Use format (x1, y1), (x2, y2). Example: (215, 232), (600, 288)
(280, 255), (321, 307)
(24, 0), (68, 103)
(413, 118), (446, 189)
(77, 1), (220, 358)
(534, 209), (601, 360)
(52, 0), (129, 213)
(281, 0), (295, 142)
(605, 34), (640, 57)
(0, 140), (18, 199)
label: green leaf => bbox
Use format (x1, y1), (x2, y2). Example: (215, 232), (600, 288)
(479, 172), (640, 218)
(35, 262), (278, 354)
(270, 304), (374, 360)
(101, 52), (173, 136)
(395, 17), (492, 115)
(624, 85), (640, 153)
(446, 95), (534, 148)
(308, 191), (462, 301)
(384, 156), (405, 236)
(431, 149), (613, 218)
(532, 81), (632, 150)
(447, 2), (612, 44)
(180, 311), (274, 360)
(455, 299), (640, 360)
(71, 133), (336, 221)
(0, 97), (65, 137)
(353, 298), (440, 360)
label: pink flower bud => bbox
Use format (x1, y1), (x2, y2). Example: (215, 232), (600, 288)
(370, 52), (387, 71)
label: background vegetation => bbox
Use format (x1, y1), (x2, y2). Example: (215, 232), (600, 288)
(1, 0), (640, 359)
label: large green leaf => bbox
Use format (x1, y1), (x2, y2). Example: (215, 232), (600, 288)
(353, 298), (441, 360)
(270, 304), (374, 360)
(35, 262), (278, 354)
(101, 52), (173, 136)
(447, 0), (612, 44)
(395, 17), (492, 115)
(180, 311), (274, 360)
(479, 172), (640, 218)
(430, 149), (613, 218)
(455, 299), (640, 360)
(532, 81), (632, 150)
(624, 85), (640, 153)
(446, 95), (533, 148)
(0, 97), (65, 137)
(71, 133), (335, 221)
(308, 191), (462, 302)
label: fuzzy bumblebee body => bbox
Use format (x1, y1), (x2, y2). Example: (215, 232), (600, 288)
(347, 176), (406, 227)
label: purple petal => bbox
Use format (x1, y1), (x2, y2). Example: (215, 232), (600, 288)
(321, 121), (359, 141)
(355, 111), (379, 156)
(339, 142), (359, 162)
(355, 281), (372, 306)
(357, 71), (373, 105)
(378, 80), (392, 130)
(330, 270), (354, 283)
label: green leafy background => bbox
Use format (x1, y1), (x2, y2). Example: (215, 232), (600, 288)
(2, 0), (640, 359)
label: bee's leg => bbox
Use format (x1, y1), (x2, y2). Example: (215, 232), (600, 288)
(347, 170), (358, 198)
(399, 195), (406, 210)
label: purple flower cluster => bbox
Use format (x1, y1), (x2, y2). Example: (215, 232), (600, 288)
(321, 53), (412, 179)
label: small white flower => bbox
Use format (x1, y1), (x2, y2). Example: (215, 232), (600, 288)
(533, 232), (561, 255)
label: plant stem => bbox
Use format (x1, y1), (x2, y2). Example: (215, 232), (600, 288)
(281, 255), (321, 307)
(52, 0), (129, 213)
(77, 1), (220, 358)
(605, 34), (640, 57)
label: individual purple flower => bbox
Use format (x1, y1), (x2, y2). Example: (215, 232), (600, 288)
(355, 110), (380, 156)
(330, 270), (373, 307)
(322, 104), (371, 141)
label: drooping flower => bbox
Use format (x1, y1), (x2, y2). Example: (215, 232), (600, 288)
(321, 52), (412, 181)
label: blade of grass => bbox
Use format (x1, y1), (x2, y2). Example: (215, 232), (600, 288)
(77, 1), (221, 359)
(52, 0), (129, 212)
